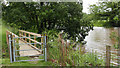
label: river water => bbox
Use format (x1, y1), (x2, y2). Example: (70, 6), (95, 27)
(84, 27), (119, 52)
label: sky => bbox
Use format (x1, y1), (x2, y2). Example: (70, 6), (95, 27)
(82, 0), (99, 14)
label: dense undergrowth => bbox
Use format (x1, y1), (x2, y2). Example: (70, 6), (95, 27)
(110, 32), (120, 49)
(46, 31), (105, 66)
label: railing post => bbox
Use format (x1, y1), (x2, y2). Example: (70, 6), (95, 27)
(29, 34), (31, 43)
(58, 33), (62, 65)
(22, 32), (23, 41)
(106, 45), (111, 67)
(9, 35), (12, 63)
(34, 35), (36, 47)
(25, 33), (27, 41)
(41, 35), (43, 49)
(44, 33), (47, 61)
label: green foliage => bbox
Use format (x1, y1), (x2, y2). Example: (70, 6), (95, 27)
(2, 2), (93, 42)
(2, 23), (9, 58)
(110, 32), (119, 49)
(2, 20), (19, 58)
(42, 29), (59, 42)
(66, 44), (105, 66)
(47, 33), (105, 66)
(91, 20), (106, 27)
(89, 1), (120, 27)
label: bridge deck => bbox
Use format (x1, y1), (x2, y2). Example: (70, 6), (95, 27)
(19, 40), (42, 56)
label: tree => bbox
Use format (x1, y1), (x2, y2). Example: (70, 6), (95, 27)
(2, 2), (93, 42)
(89, 1), (120, 27)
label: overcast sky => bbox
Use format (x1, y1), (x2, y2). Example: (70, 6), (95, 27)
(82, 0), (99, 14)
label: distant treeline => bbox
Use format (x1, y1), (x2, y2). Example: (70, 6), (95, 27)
(88, 1), (120, 27)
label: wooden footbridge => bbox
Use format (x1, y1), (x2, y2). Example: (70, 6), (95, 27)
(6, 30), (47, 63)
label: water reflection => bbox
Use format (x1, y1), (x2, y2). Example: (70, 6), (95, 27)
(84, 27), (118, 51)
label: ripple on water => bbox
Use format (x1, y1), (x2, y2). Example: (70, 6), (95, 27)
(84, 27), (118, 51)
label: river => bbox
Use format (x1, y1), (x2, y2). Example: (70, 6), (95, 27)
(84, 27), (119, 52)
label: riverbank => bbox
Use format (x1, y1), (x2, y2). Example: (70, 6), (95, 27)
(1, 20), (106, 66)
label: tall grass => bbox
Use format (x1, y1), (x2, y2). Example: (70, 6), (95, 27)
(2, 22), (9, 58)
(47, 33), (105, 66)
(2, 20), (20, 58)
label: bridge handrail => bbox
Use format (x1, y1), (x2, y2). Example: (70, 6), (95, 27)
(19, 30), (41, 37)
(6, 30), (19, 45)
(19, 30), (44, 49)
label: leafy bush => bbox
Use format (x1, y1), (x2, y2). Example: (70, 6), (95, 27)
(110, 32), (119, 49)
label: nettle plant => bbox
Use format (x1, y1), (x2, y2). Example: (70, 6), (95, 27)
(110, 32), (120, 49)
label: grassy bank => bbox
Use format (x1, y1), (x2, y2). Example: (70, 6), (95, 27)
(2, 23), (9, 57)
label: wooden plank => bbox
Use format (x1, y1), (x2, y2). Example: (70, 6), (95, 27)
(19, 30), (41, 37)
(29, 34), (31, 43)
(111, 52), (120, 56)
(20, 40), (42, 53)
(28, 38), (42, 45)
(19, 40), (42, 56)
(6, 30), (19, 37)
(106, 45), (111, 67)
